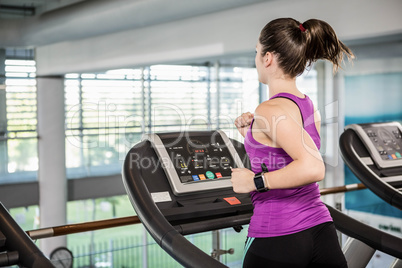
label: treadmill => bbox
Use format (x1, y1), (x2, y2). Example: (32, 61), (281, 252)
(339, 122), (402, 210)
(0, 203), (54, 267)
(339, 122), (402, 267)
(122, 129), (402, 267)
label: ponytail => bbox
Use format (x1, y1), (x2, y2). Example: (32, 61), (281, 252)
(258, 18), (354, 77)
(302, 19), (354, 73)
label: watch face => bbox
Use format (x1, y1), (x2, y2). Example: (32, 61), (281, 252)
(254, 174), (264, 189)
(50, 247), (73, 268)
(254, 173), (268, 192)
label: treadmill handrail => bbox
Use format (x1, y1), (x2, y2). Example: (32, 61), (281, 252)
(174, 213), (252, 235)
(339, 129), (402, 210)
(0, 203), (54, 268)
(326, 205), (402, 259)
(122, 141), (227, 268)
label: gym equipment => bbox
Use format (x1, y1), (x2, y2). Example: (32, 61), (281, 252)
(122, 130), (402, 267)
(4, 122), (401, 267)
(20, 182), (362, 240)
(0, 202), (53, 267)
(26, 215), (141, 240)
(339, 122), (402, 209)
(123, 130), (252, 267)
(320, 182), (366, 195)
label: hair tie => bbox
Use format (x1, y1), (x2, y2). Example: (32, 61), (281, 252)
(299, 24), (306, 32)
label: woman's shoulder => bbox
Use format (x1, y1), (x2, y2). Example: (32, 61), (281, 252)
(253, 99), (288, 130)
(255, 98), (289, 117)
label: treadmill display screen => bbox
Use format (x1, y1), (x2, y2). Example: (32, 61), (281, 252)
(161, 134), (235, 183)
(363, 125), (402, 161)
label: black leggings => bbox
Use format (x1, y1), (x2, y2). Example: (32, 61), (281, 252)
(243, 222), (347, 268)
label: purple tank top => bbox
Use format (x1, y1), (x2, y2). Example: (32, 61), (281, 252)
(244, 93), (332, 237)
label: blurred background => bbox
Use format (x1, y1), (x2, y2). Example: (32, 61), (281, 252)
(0, 0), (401, 267)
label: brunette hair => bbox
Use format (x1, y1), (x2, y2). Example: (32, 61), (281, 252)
(259, 18), (354, 77)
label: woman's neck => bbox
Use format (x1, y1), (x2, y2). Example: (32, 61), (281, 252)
(267, 76), (303, 99)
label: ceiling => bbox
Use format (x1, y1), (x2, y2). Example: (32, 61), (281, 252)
(0, 0), (269, 19)
(0, 0), (271, 47)
(0, 0), (86, 18)
(1, 0), (401, 62)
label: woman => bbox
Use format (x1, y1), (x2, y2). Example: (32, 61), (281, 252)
(231, 18), (354, 268)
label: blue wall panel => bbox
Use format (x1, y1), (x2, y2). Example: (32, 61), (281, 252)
(344, 72), (402, 217)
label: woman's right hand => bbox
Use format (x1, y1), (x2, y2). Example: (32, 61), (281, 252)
(234, 112), (254, 137)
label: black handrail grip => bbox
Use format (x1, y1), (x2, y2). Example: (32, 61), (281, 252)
(174, 213), (252, 235)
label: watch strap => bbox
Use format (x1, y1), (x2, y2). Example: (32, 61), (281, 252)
(254, 172), (268, 192)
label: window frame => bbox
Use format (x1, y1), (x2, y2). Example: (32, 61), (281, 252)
(0, 57), (38, 184)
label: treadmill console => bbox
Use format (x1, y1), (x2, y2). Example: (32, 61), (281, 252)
(346, 122), (402, 169)
(144, 130), (244, 195)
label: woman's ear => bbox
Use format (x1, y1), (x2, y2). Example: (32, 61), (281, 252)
(264, 52), (273, 68)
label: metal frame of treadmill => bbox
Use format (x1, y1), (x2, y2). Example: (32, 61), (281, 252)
(122, 133), (402, 268)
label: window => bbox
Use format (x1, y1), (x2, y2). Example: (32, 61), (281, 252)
(65, 70), (144, 178)
(217, 66), (259, 138)
(0, 61), (318, 183)
(65, 63), (259, 178)
(0, 59), (37, 184)
(147, 65), (210, 132)
(297, 69), (318, 107)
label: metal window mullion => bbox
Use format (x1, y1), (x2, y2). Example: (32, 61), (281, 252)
(0, 49), (7, 175)
(146, 67), (152, 133)
(140, 67), (146, 135)
(207, 63), (212, 130)
(315, 61), (328, 155)
(215, 61), (220, 129)
(259, 82), (266, 103)
(78, 77), (85, 169)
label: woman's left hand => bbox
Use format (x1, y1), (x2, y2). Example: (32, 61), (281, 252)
(231, 168), (256, 193)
